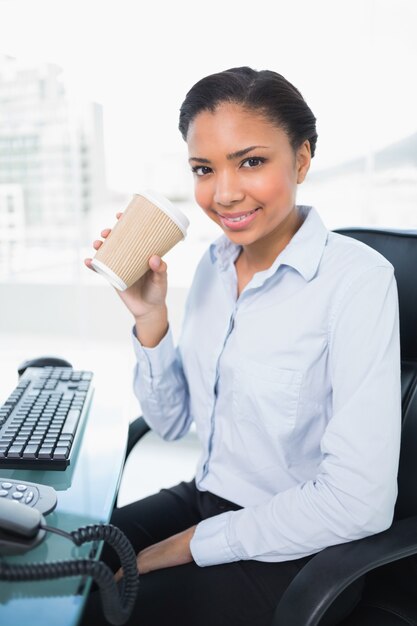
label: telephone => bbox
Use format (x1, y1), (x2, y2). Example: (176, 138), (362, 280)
(0, 477), (57, 554)
(0, 478), (138, 625)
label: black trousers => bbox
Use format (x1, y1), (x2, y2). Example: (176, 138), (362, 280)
(81, 480), (362, 626)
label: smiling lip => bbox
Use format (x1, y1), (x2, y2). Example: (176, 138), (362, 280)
(217, 208), (260, 219)
(217, 207), (261, 230)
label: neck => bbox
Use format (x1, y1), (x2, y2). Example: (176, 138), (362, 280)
(238, 206), (303, 273)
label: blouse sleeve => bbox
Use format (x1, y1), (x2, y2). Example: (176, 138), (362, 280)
(132, 325), (192, 440)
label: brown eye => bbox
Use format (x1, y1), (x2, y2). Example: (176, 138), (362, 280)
(191, 165), (212, 176)
(241, 157), (266, 168)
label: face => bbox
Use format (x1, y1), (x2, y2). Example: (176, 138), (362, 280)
(186, 103), (311, 256)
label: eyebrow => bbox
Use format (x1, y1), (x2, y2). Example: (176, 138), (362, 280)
(188, 145), (269, 164)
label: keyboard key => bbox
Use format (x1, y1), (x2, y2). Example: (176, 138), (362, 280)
(38, 448), (53, 459)
(58, 435), (73, 445)
(7, 445), (25, 458)
(62, 409), (81, 435)
(53, 447), (70, 460)
(22, 444), (40, 459)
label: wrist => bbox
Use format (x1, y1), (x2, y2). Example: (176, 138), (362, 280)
(134, 303), (167, 324)
(186, 525), (197, 558)
(135, 306), (168, 348)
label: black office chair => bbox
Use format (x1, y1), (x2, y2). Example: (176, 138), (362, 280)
(22, 227), (417, 625)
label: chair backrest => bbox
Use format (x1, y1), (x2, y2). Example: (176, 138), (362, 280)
(334, 228), (417, 520)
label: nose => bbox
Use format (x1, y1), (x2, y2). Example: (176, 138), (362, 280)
(213, 171), (245, 207)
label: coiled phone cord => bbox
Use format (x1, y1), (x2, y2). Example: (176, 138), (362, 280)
(0, 523), (139, 626)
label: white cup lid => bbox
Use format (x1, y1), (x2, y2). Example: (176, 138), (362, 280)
(90, 258), (128, 291)
(135, 190), (190, 237)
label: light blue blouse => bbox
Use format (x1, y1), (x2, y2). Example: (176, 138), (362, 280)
(132, 205), (401, 567)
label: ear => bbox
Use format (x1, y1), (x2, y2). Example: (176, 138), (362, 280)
(296, 140), (311, 184)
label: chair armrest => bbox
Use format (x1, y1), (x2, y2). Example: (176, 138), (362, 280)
(124, 416), (151, 462)
(272, 515), (417, 626)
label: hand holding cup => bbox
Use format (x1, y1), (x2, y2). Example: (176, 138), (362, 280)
(84, 211), (169, 321)
(84, 192), (189, 346)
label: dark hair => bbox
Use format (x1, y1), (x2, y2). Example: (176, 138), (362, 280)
(178, 67), (318, 158)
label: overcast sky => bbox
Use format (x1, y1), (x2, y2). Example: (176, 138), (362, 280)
(1, 0), (416, 192)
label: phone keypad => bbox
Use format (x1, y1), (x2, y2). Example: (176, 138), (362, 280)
(0, 480), (40, 507)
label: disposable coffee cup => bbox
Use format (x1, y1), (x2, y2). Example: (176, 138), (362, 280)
(91, 190), (189, 291)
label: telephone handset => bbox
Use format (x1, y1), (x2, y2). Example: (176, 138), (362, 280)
(0, 497), (46, 554)
(0, 478), (138, 625)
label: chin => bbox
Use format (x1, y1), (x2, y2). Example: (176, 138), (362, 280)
(223, 230), (260, 246)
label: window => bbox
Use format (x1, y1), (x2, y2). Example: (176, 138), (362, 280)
(0, 2), (416, 289)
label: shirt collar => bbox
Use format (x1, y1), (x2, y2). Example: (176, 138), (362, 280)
(209, 206), (329, 283)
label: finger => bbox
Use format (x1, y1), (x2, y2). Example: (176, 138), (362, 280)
(114, 567), (123, 583)
(149, 255), (167, 273)
(84, 258), (95, 270)
(100, 228), (111, 238)
(93, 239), (103, 250)
(116, 211), (123, 219)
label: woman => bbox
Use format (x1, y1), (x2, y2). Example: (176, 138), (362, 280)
(84, 67), (401, 625)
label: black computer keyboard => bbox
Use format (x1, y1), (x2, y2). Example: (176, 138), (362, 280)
(0, 367), (93, 470)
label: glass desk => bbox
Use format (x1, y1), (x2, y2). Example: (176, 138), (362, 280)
(0, 391), (129, 626)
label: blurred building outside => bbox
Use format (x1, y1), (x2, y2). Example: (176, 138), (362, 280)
(0, 183), (25, 275)
(0, 54), (106, 281)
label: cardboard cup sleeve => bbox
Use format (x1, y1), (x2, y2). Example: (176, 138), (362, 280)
(91, 191), (189, 291)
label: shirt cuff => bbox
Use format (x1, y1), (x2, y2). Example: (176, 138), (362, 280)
(131, 324), (176, 378)
(190, 512), (240, 567)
